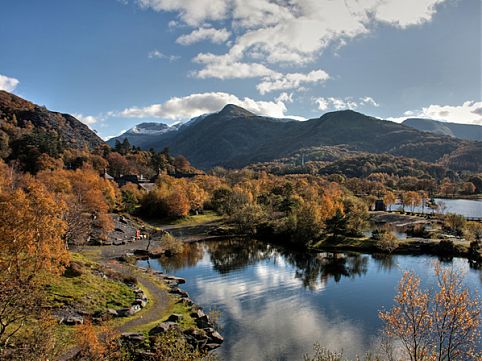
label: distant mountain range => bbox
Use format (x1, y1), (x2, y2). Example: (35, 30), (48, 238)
(109, 104), (481, 171)
(402, 118), (482, 142)
(0, 90), (104, 150)
(1, 91), (479, 173)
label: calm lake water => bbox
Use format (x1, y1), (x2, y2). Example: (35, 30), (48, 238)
(138, 239), (482, 361)
(392, 198), (482, 218)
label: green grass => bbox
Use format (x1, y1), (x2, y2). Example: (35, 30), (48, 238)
(132, 297), (196, 334)
(151, 211), (223, 227)
(45, 253), (135, 313)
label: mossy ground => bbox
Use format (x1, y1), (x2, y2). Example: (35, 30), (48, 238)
(149, 210), (223, 227)
(45, 253), (135, 313)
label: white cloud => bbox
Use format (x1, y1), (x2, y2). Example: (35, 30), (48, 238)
(0, 74), (20, 92)
(148, 50), (180, 62)
(372, 0), (446, 28)
(137, 0), (448, 93)
(194, 57), (276, 80)
(257, 70), (329, 95)
(74, 113), (98, 126)
(275, 92), (294, 104)
(137, 0), (228, 26)
(360, 96), (379, 107)
(314, 96), (379, 111)
(176, 27), (231, 45)
(118, 92), (290, 120)
(389, 101), (482, 125)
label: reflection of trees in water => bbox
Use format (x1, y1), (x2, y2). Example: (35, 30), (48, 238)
(159, 238), (371, 290)
(371, 254), (397, 272)
(158, 242), (204, 273)
(206, 238), (275, 274)
(283, 251), (369, 290)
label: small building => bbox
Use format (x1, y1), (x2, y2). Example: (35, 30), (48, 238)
(374, 199), (386, 212)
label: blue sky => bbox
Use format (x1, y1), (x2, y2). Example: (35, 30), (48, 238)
(0, 0), (480, 139)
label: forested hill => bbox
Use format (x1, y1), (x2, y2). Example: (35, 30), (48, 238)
(109, 105), (481, 171)
(0, 90), (104, 151)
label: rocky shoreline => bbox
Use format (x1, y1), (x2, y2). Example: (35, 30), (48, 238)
(120, 263), (224, 353)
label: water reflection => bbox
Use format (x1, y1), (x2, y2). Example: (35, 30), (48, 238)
(156, 242), (204, 273)
(206, 238), (275, 274)
(138, 239), (482, 361)
(371, 254), (397, 272)
(283, 252), (369, 290)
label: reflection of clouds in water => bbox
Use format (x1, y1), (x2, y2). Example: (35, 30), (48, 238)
(194, 260), (364, 360)
(195, 258), (327, 319)
(220, 297), (365, 361)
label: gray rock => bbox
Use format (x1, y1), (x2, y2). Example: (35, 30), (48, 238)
(117, 308), (134, 317)
(196, 316), (211, 329)
(64, 316), (84, 325)
(191, 309), (206, 319)
(121, 333), (145, 342)
(148, 322), (179, 336)
(107, 309), (118, 317)
(133, 298), (147, 308)
(178, 297), (193, 306)
(166, 314), (183, 322)
(209, 331), (224, 343)
(129, 304), (141, 314)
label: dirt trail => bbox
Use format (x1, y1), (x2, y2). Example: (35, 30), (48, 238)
(103, 259), (170, 333)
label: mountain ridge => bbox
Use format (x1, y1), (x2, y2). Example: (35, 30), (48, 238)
(0, 90), (104, 150)
(109, 106), (481, 171)
(402, 118), (482, 142)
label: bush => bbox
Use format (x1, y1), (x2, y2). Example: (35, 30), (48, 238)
(376, 231), (398, 253)
(160, 233), (183, 256)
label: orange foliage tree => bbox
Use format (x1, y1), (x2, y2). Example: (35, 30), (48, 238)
(37, 168), (116, 244)
(0, 171), (70, 350)
(379, 265), (481, 361)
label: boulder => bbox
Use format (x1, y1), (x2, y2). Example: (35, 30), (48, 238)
(166, 314), (183, 322)
(64, 316), (84, 325)
(195, 315), (211, 329)
(208, 331), (224, 344)
(121, 333), (145, 342)
(107, 309), (118, 317)
(116, 308), (134, 317)
(129, 304), (141, 314)
(133, 298), (147, 308)
(169, 287), (189, 298)
(205, 343), (222, 351)
(148, 322), (180, 336)
(163, 275), (186, 284)
(191, 309), (206, 319)
(178, 297), (193, 306)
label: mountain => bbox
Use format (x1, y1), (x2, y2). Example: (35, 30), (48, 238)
(402, 118), (482, 142)
(109, 105), (481, 171)
(0, 90), (104, 149)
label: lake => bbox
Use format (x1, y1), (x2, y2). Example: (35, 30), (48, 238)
(138, 239), (482, 361)
(392, 198), (482, 218)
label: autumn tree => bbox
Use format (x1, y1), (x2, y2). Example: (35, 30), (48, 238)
(0, 177), (69, 352)
(379, 265), (481, 361)
(74, 320), (121, 361)
(37, 169), (116, 244)
(403, 191), (422, 213)
(107, 152), (130, 177)
(120, 182), (143, 213)
(383, 191), (397, 212)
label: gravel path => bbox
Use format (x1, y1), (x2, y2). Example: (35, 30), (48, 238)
(103, 259), (170, 333)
